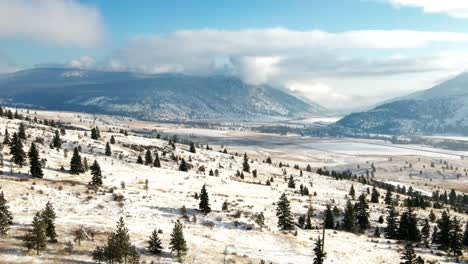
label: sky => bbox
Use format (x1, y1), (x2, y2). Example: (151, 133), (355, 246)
(1, 0), (468, 111)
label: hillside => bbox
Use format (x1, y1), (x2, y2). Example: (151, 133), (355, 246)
(333, 72), (468, 135)
(0, 68), (325, 121)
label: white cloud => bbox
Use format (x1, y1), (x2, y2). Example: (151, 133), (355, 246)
(0, 0), (103, 47)
(387, 0), (468, 18)
(68, 56), (96, 69)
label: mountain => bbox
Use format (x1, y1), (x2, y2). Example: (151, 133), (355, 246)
(333, 72), (468, 136)
(0, 68), (325, 121)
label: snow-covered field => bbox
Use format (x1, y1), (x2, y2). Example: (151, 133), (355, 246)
(0, 108), (466, 263)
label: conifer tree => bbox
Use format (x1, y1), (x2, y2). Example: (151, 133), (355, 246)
(137, 155), (143, 164)
(349, 184), (355, 199)
(371, 186), (379, 203)
(9, 132), (26, 167)
(179, 158), (189, 172)
(242, 153), (250, 173)
(110, 135), (116, 144)
(52, 129), (62, 148)
(276, 193), (294, 231)
(28, 142), (43, 178)
(114, 217), (132, 263)
(90, 160), (103, 186)
(436, 211), (451, 250)
(41, 201), (57, 242)
(169, 220), (188, 258)
(23, 212), (47, 255)
(313, 236), (326, 264)
(385, 202), (399, 239)
(324, 204), (334, 229)
(429, 210), (436, 223)
(448, 217), (464, 257)
(91, 127), (100, 140)
(153, 152), (161, 168)
(189, 142), (196, 153)
(199, 184), (211, 214)
(0, 192), (13, 235)
(421, 219), (431, 247)
(3, 128), (9, 144)
(342, 199), (356, 232)
(69, 147), (83, 174)
(398, 205), (420, 242)
(147, 229), (163, 254)
(384, 189), (393, 205)
(105, 142), (112, 156)
(144, 149), (153, 165)
(400, 243), (417, 264)
(355, 194), (370, 231)
(18, 122), (26, 139)
(288, 175), (295, 188)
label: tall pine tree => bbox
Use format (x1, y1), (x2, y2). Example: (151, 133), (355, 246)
(145, 149), (153, 165)
(313, 236), (326, 264)
(9, 132), (26, 167)
(276, 193), (294, 231)
(355, 194), (370, 231)
(384, 202), (399, 239)
(23, 212), (47, 255)
(169, 220), (188, 258)
(242, 153), (250, 173)
(199, 184), (211, 214)
(153, 152), (161, 168)
(69, 147), (83, 175)
(41, 201), (57, 242)
(0, 192), (13, 235)
(28, 142), (43, 178)
(324, 204), (334, 229)
(147, 229), (163, 255)
(342, 199), (356, 232)
(90, 160), (103, 186)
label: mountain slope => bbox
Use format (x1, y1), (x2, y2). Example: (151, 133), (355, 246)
(334, 72), (468, 135)
(0, 68), (325, 121)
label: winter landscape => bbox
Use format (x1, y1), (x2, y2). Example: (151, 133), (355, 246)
(1, 1), (468, 264)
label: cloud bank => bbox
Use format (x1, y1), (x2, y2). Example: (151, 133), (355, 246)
(387, 0), (468, 18)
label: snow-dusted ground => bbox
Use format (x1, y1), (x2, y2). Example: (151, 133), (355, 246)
(0, 108), (466, 263)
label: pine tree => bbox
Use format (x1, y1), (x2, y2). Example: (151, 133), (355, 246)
(189, 142), (196, 153)
(384, 189), (393, 205)
(276, 193), (294, 231)
(371, 186), (379, 203)
(144, 149), (153, 165)
(147, 229), (163, 254)
(355, 194), (370, 231)
(436, 211), (451, 250)
(179, 158), (189, 172)
(3, 128), (9, 144)
(153, 152), (161, 168)
(41, 201), (57, 242)
(384, 202), (399, 239)
(342, 199), (356, 232)
(448, 217), (464, 257)
(398, 205), (420, 242)
(23, 212), (47, 255)
(28, 143), (43, 178)
(313, 236), (326, 264)
(349, 184), (355, 199)
(0, 192), (13, 235)
(9, 132), (26, 167)
(242, 153), (250, 173)
(199, 184), (211, 214)
(52, 129), (62, 148)
(91, 127), (100, 140)
(288, 175), (295, 188)
(169, 220), (188, 258)
(110, 135), (116, 144)
(105, 142), (112, 156)
(137, 155), (143, 164)
(115, 217), (132, 263)
(429, 210), (436, 223)
(90, 160), (103, 186)
(400, 243), (417, 264)
(324, 204), (334, 229)
(18, 122), (26, 139)
(69, 147), (83, 174)
(421, 219), (431, 247)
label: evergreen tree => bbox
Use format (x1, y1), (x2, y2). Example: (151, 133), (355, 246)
(324, 204), (334, 229)
(3, 128), (9, 144)
(400, 243), (417, 264)
(144, 149), (153, 165)
(41, 201), (57, 242)
(28, 143), (43, 178)
(436, 211), (451, 250)
(153, 152), (161, 168)
(137, 155), (143, 164)
(0, 192), (13, 235)
(398, 205), (420, 242)
(371, 186), (379, 203)
(105, 142), (112, 156)
(313, 236), (326, 264)
(189, 142), (196, 153)
(276, 193), (294, 231)
(90, 160), (103, 186)
(110, 135), (116, 144)
(355, 194), (370, 231)
(199, 184), (211, 214)
(69, 147), (83, 174)
(179, 158), (189, 172)
(429, 210), (436, 223)
(448, 217), (464, 257)
(349, 184), (355, 199)
(242, 153), (250, 173)
(385, 202), (399, 239)
(342, 199), (356, 232)
(169, 220), (188, 258)
(52, 129), (62, 148)
(421, 219), (431, 247)
(9, 132), (26, 167)
(23, 212), (47, 255)
(384, 189), (393, 205)
(147, 229), (163, 254)
(91, 127), (100, 140)
(18, 122), (26, 139)
(288, 175), (295, 188)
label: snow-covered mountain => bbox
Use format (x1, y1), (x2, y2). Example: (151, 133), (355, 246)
(334, 72), (468, 135)
(0, 68), (325, 121)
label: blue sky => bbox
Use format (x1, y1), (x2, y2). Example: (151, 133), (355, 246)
(1, 0), (468, 110)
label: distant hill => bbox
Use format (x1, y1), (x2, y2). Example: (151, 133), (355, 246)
(333, 72), (468, 135)
(0, 68), (326, 121)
